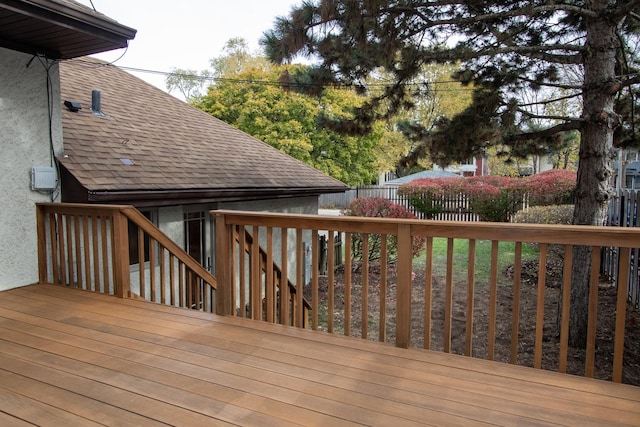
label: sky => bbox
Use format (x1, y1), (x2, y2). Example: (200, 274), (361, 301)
(75, 0), (302, 95)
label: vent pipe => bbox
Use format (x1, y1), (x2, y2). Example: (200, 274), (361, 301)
(91, 89), (103, 115)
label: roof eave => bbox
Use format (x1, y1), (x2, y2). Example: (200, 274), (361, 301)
(86, 186), (349, 208)
(0, 0), (136, 59)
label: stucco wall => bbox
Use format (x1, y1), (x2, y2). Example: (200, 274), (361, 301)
(0, 48), (63, 291)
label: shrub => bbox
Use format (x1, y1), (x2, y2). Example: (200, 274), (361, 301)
(512, 205), (574, 258)
(343, 197), (426, 262)
(512, 204), (574, 225)
(462, 176), (526, 222)
(525, 169), (576, 206)
(399, 177), (463, 219)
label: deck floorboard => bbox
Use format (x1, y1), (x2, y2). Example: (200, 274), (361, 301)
(0, 284), (638, 426)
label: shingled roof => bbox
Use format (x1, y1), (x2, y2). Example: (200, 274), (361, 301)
(58, 58), (348, 206)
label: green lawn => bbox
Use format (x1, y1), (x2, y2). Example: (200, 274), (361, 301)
(414, 238), (539, 286)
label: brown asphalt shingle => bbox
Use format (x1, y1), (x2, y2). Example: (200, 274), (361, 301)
(58, 58), (347, 194)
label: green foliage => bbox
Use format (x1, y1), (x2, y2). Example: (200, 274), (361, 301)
(165, 68), (211, 101)
(194, 65), (381, 185)
(343, 197), (425, 262)
(409, 194), (443, 219)
(512, 204), (575, 258)
(209, 37), (271, 78)
(462, 176), (526, 222)
(512, 205), (575, 226)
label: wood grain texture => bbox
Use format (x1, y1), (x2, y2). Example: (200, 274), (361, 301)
(0, 285), (638, 427)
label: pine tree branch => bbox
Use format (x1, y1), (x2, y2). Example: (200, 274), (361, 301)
(507, 121), (583, 141)
(612, 0), (640, 21)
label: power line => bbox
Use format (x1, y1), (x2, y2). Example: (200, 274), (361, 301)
(70, 58), (475, 93)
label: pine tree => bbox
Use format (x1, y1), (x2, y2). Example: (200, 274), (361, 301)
(262, 0), (640, 347)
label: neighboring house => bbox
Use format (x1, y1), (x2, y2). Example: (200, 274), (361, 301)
(0, 0), (136, 291)
(613, 150), (640, 190)
(384, 169), (461, 186)
(58, 58), (348, 286)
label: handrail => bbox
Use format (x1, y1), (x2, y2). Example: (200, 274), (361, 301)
(212, 209), (640, 383)
(238, 225), (311, 325)
(36, 203), (216, 312)
(120, 206), (216, 288)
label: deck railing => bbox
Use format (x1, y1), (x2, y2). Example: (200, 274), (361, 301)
(36, 203), (217, 311)
(235, 224), (310, 325)
(212, 209), (640, 383)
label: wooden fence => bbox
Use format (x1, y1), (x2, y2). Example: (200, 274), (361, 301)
(321, 185), (480, 221)
(604, 189), (640, 309)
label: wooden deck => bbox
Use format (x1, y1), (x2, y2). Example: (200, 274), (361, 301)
(0, 285), (639, 426)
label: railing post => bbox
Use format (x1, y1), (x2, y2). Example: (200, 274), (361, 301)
(395, 223), (412, 348)
(112, 210), (130, 298)
(215, 212), (233, 316)
(36, 204), (48, 284)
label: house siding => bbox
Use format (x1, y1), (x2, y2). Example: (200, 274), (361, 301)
(0, 48), (63, 291)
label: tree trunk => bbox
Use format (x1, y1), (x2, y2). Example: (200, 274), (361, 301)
(567, 0), (619, 347)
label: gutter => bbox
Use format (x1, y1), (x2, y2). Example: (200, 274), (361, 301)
(87, 186), (349, 207)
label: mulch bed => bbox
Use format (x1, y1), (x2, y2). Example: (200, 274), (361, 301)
(311, 260), (640, 386)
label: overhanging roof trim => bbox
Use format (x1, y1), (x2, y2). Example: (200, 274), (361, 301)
(0, 0), (136, 58)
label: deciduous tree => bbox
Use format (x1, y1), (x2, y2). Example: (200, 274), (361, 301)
(195, 66), (381, 185)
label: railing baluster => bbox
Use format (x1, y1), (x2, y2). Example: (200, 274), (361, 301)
(160, 245), (166, 304)
(344, 232), (352, 337)
(361, 233), (369, 339)
(444, 238), (454, 353)
(169, 253), (176, 306)
(82, 216), (91, 290)
(424, 237), (433, 350)
(585, 246), (602, 377)
(138, 227), (145, 299)
(91, 216), (99, 292)
(100, 217), (109, 293)
(534, 243), (548, 368)
(509, 242), (522, 364)
(559, 245), (573, 373)
(296, 228), (304, 328)
(311, 229), (319, 330)
(280, 227), (289, 325)
(379, 236), (388, 343)
(251, 226), (261, 320)
(465, 239), (476, 357)
(238, 225), (246, 317)
(49, 212), (59, 285)
(328, 230), (335, 333)
(149, 238), (156, 302)
(395, 224), (412, 349)
(613, 247), (630, 382)
(65, 214), (73, 286)
(488, 240), (499, 360)
(179, 261), (185, 308)
(74, 214), (82, 289)
(266, 227), (275, 322)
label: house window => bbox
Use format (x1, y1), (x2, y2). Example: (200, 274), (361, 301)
(184, 212), (205, 265)
(128, 210), (155, 265)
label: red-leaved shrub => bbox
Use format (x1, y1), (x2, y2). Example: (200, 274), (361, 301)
(525, 169), (576, 206)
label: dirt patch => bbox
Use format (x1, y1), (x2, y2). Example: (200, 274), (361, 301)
(311, 260), (640, 385)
